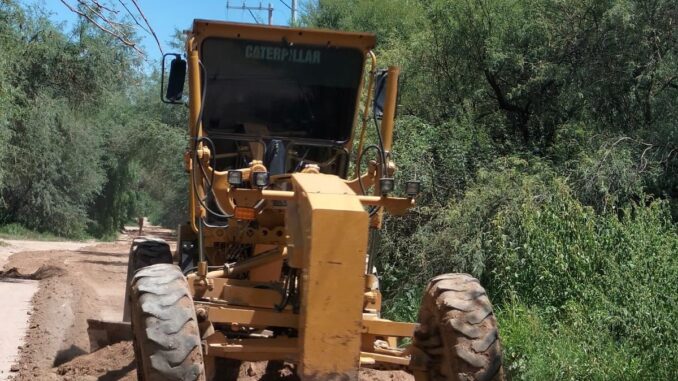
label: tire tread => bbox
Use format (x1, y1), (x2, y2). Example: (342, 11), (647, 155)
(131, 263), (205, 381)
(412, 273), (503, 381)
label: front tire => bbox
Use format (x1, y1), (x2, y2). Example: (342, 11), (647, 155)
(410, 274), (503, 381)
(130, 263), (206, 381)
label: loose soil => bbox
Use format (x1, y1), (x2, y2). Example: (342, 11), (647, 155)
(1, 226), (412, 381)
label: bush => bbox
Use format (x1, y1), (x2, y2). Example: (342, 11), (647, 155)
(489, 196), (678, 379)
(1, 95), (104, 238)
(378, 156), (556, 319)
(498, 302), (643, 380)
(379, 156), (677, 379)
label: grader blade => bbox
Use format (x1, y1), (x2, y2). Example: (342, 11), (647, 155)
(86, 319), (132, 351)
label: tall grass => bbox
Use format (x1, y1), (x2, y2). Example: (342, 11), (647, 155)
(0, 223), (69, 241)
(489, 194), (678, 380)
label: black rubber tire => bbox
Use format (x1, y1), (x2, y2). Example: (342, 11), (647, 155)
(123, 238), (173, 322)
(131, 237), (173, 270)
(411, 274), (503, 381)
(130, 263), (206, 381)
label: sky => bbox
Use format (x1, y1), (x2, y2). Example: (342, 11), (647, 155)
(33, 0), (297, 59)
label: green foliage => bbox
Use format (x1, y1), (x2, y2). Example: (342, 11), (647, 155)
(0, 1), (24, 190)
(377, 157), (554, 311)
(497, 302), (644, 380)
(2, 95), (104, 237)
(494, 196), (677, 375)
(128, 118), (188, 228)
(378, 158), (677, 377)
(0, 0), (675, 378)
(0, 223), (65, 241)
(305, 0), (424, 47)
(0, 1), (188, 238)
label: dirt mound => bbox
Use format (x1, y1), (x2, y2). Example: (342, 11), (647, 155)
(55, 342), (135, 381)
(360, 368), (413, 381)
(0, 265), (66, 280)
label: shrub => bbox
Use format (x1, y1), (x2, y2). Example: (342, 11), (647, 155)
(380, 156), (678, 378)
(498, 301), (643, 380)
(1, 95), (104, 238)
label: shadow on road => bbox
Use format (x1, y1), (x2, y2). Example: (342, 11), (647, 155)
(98, 360), (136, 381)
(53, 345), (87, 367)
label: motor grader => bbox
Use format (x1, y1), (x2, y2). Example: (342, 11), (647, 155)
(119, 20), (503, 381)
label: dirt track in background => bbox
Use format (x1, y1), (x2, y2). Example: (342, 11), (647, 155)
(1, 227), (412, 381)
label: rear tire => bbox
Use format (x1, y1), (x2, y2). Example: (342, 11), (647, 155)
(411, 274), (503, 381)
(123, 238), (173, 322)
(130, 237), (173, 270)
(130, 263), (206, 381)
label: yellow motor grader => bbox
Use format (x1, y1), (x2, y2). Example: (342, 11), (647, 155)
(122, 20), (503, 381)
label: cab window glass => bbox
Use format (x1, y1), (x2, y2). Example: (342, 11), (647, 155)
(200, 38), (364, 143)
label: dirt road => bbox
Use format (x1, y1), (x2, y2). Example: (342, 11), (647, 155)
(0, 228), (412, 381)
(0, 239), (93, 380)
(0, 229), (149, 381)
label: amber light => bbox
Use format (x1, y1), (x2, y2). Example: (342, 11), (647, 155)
(234, 206), (256, 220)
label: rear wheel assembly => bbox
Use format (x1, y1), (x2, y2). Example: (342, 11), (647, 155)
(411, 273), (503, 381)
(123, 237), (173, 322)
(130, 263), (206, 381)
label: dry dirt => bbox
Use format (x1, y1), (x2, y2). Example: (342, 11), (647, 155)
(1, 226), (413, 381)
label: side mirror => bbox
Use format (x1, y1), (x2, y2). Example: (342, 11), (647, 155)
(161, 53), (186, 104)
(372, 69), (388, 120)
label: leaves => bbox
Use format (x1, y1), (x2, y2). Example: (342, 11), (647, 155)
(0, 1), (186, 237)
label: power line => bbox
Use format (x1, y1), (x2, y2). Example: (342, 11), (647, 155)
(226, 1), (274, 25)
(91, 0), (118, 14)
(129, 0), (163, 55)
(278, 0), (291, 10)
(246, 8), (261, 24)
(277, 0), (296, 24)
(117, 0), (150, 34)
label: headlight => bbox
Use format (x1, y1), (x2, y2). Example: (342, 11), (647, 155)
(252, 171), (269, 187)
(379, 178), (395, 194)
(405, 181), (421, 197)
(227, 171), (243, 186)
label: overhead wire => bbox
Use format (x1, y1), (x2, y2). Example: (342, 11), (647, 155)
(129, 0), (164, 55)
(77, 0), (125, 27)
(247, 8), (262, 24)
(117, 0), (150, 34)
(278, 0), (292, 11)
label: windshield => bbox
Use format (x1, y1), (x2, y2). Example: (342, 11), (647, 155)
(200, 37), (365, 143)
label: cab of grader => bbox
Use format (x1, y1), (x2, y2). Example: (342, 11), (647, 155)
(125, 19), (503, 381)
